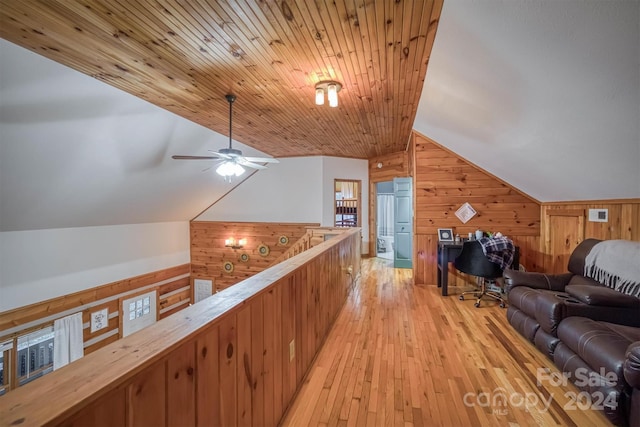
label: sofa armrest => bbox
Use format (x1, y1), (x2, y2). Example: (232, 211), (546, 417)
(503, 270), (573, 293)
(624, 341), (640, 389)
(536, 292), (640, 336)
(566, 284), (640, 308)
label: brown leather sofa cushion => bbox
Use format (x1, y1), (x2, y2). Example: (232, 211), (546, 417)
(557, 317), (640, 389)
(507, 286), (545, 318)
(567, 274), (605, 287)
(506, 307), (540, 342)
(566, 284), (640, 308)
(553, 342), (628, 426)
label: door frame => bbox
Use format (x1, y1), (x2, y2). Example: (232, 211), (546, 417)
(334, 179), (362, 228)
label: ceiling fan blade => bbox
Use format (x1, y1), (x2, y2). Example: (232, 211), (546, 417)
(208, 150), (232, 159)
(239, 160), (267, 169)
(242, 156), (280, 163)
(172, 155), (220, 160)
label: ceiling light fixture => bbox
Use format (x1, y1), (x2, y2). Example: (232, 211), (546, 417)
(315, 81), (342, 108)
(216, 161), (245, 178)
(172, 94), (279, 182)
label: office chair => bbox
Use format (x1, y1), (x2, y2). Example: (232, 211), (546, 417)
(454, 240), (506, 308)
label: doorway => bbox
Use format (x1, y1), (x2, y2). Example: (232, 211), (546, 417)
(393, 177), (412, 269)
(334, 179), (361, 228)
(374, 178), (413, 268)
(375, 181), (394, 260)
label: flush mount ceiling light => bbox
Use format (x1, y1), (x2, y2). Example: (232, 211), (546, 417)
(315, 81), (342, 107)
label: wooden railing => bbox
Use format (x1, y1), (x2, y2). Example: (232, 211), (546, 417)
(270, 226), (355, 266)
(269, 231), (313, 266)
(0, 228), (361, 427)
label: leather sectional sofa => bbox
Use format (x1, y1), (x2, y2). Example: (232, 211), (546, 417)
(504, 238), (640, 426)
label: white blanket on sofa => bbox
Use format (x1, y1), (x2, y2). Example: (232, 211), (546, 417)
(584, 240), (640, 297)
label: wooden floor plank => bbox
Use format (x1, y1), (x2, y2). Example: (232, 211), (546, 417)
(282, 258), (612, 426)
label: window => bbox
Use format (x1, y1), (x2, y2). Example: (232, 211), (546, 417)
(16, 326), (54, 387)
(0, 340), (12, 396)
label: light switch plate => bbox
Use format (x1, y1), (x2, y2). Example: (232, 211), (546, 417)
(289, 339), (295, 361)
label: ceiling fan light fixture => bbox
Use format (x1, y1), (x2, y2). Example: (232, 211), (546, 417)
(232, 163), (245, 176)
(314, 81), (342, 108)
(172, 94), (278, 180)
(216, 161), (245, 178)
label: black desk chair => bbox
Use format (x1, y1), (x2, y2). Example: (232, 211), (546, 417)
(454, 240), (506, 308)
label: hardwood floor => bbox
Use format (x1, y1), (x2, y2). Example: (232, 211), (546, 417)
(282, 258), (611, 426)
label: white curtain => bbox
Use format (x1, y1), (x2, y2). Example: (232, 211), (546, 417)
(377, 194), (394, 236)
(53, 312), (84, 370)
(341, 182), (355, 199)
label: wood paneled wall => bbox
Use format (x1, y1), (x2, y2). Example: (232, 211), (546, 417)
(0, 229), (361, 427)
(368, 151), (410, 183)
(411, 133), (542, 286)
(190, 221), (319, 291)
(541, 199), (640, 273)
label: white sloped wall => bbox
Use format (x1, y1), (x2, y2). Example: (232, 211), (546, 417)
(0, 222), (190, 311)
(195, 156), (370, 253)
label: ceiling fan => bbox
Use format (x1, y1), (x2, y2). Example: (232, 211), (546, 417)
(172, 94), (279, 181)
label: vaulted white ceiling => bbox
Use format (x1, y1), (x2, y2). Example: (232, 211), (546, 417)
(413, 0), (639, 202)
(1, 0), (638, 232)
(0, 38), (272, 231)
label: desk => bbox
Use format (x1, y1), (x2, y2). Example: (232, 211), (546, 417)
(437, 242), (463, 296)
(437, 241), (520, 296)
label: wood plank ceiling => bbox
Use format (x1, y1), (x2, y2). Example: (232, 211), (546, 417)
(0, 0), (442, 159)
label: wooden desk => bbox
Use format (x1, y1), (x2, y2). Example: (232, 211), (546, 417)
(437, 242), (463, 296)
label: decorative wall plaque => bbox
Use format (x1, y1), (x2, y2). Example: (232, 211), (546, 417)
(239, 252), (250, 262)
(278, 235), (289, 245)
(223, 261), (234, 273)
(455, 202), (477, 224)
(258, 244), (270, 257)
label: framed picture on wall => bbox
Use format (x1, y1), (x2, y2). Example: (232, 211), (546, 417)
(438, 228), (454, 242)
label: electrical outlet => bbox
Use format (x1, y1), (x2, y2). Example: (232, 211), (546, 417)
(289, 339), (295, 361)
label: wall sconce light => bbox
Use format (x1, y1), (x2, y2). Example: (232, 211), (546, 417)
(315, 81), (342, 107)
(224, 237), (246, 249)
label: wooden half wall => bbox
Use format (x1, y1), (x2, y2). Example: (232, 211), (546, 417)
(0, 229), (362, 427)
(412, 133), (541, 286)
(190, 221), (319, 291)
